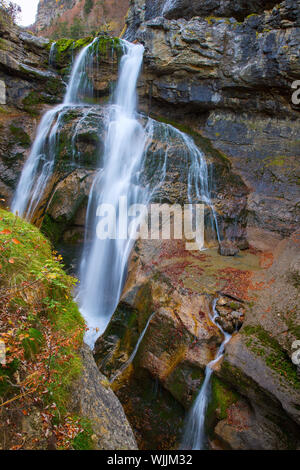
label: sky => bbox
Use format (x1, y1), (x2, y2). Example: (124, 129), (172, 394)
(13, 0), (39, 26)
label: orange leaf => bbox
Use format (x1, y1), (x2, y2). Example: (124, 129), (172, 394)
(0, 229), (12, 235)
(8, 258), (15, 264)
(12, 238), (21, 245)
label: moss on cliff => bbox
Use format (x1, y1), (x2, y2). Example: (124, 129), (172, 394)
(9, 125), (31, 148)
(207, 375), (239, 424)
(53, 35), (122, 72)
(242, 325), (299, 389)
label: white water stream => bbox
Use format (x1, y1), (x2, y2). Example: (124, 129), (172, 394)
(77, 41), (149, 346)
(181, 298), (232, 450)
(109, 312), (156, 384)
(11, 39), (98, 219)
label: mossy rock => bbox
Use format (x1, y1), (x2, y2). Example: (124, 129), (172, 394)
(9, 125), (31, 148)
(53, 35), (122, 73)
(242, 325), (300, 389)
(206, 375), (239, 436)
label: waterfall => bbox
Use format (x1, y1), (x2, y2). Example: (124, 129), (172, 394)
(77, 40), (148, 347)
(109, 312), (155, 384)
(181, 299), (232, 450)
(11, 39), (97, 219)
(49, 41), (57, 68)
(12, 34), (220, 353)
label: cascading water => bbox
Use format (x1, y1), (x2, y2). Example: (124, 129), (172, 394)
(109, 312), (155, 384)
(49, 41), (57, 68)
(11, 38), (98, 219)
(181, 299), (232, 450)
(77, 41), (149, 346)
(77, 40), (220, 347)
(12, 33), (221, 370)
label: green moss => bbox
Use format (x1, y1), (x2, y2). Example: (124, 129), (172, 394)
(242, 325), (300, 388)
(207, 375), (239, 422)
(22, 91), (42, 116)
(0, 37), (12, 51)
(9, 125), (31, 148)
(166, 364), (204, 407)
(0, 106), (9, 114)
(54, 35), (122, 73)
(205, 16), (231, 25)
(72, 417), (94, 450)
(41, 214), (63, 244)
(264, 155), (286, 167)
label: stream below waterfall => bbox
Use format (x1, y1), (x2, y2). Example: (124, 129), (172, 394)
(181, 298), (232, 450)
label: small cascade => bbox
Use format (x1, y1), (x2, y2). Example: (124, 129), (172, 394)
(49, 41), (57, 68)
(109, 312), (155, 384)
(11, 38), (98, 219)
(142, 120), (220, 246)
(181, 298), (232, 450)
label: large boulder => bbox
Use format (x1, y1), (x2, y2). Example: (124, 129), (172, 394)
(71, 345), (138, 450)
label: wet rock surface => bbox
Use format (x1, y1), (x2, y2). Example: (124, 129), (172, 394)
(93, 229), (300, 450)
(126, 0), (300, 237)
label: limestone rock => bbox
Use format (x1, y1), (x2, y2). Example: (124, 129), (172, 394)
(126, 0), (300, 237)
(214, 400), (299, 450)
(70, 345), (137, 450)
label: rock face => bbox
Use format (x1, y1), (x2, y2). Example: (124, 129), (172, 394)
(94, 239), (224, 448)
(126, 0), (300, 237)
(86, 0), (300, 450)
(0, 11), (63, 205)
(71, 345), (137, 450)
(35, 0), (78, 32)
(34, 0), (129, 37)
(94, 229), (300, 450)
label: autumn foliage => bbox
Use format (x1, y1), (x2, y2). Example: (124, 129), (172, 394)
(0, 209), (88, 450)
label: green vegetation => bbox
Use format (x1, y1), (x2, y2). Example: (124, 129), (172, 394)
(22, 91), (41, 116)
(72, 417), (94, 450)
(53, 36), (121, 74)
(242, 325), (300, 388)
(9, 125), (31, 148)
(0, 209), (86, 448)
(207, 375), (239, 422)
(41, 214), (62, 245)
